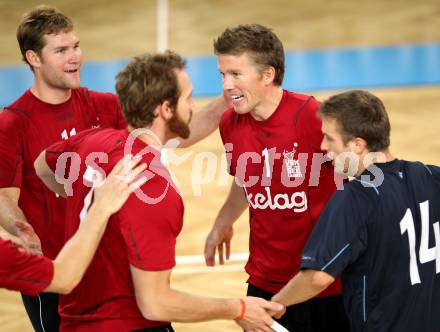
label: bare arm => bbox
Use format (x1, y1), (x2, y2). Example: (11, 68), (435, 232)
(177, 96), (228, 148)
(0, 188), (25, 234)
(131, 265), (282, 330)
(34, 150), (67, 197)
(0, 224), (24, 247)
(0, 188), (41, 255)
(45, 155), (147, 294)
(204, 179), (248, 266)
(272, 270), (335, 309)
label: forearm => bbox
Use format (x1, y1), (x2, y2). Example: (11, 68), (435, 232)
(34, 151), (67, 197)
(50, 205), (110, 293)
(178, 96), (227, 148)
(133, 267), (280, 328)
(38, 173), (67, 197)
(272, 270), (334, 307)
(142, 288), (240, 322)
(215, 181), (248, 227)
(0, 191), (27, 235)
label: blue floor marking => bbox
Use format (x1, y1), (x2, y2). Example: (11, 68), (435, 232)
(1, 43), (439, 107)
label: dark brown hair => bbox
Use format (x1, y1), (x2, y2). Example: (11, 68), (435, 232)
(115, 51), (186, 128)
(319, 90), (391, 151)
(214, 24), (285, 86)
(17, 5), (73, 67)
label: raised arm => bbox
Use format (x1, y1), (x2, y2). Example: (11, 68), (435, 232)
(34, 150), (68, 197)
(178, 96), (228, 148)
(45, 155), (147, 294)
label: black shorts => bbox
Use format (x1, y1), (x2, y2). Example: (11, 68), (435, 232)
(22, 292), (174, 332)
(247, 283), (349, 332)
(21, 292), (60, 332)
(132, 324), (174, 332)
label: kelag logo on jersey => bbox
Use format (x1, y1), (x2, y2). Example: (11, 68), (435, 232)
(243, 186), (308, 213)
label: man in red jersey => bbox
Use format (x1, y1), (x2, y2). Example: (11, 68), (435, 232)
(204, 24), (349, 331)
(35, 52), (283, 332)
(0, 6), (227, 331)
(0, 154), (146, 295)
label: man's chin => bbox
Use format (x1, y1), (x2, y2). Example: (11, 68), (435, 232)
(65, 81), (80, 89)
(232, 106), (247, 114)
(168, 125), (190, 140)
(66, 76), (81, 88)
(178, 130), (190, 140)
(334, 167), (357, 179)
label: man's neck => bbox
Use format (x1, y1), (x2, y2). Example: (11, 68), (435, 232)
(356, 148), (395, 176)
(250, 86), (283, 121)
(128, 125), (166, 150)
(30, 82), (72, 104)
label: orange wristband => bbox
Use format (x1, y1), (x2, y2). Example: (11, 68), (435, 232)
(234, 298), (246, 320)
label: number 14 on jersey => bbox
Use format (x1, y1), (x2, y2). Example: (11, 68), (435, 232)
(400, 200), (440, 285)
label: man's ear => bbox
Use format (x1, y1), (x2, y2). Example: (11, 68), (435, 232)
(158, 100), (172, 120)
(262, 66), (276, 85)
(26, 50), (42, 69)
(351, 137), (368, 154)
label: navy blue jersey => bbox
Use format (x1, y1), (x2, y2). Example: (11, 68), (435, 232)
(301, 159), (440, 332)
